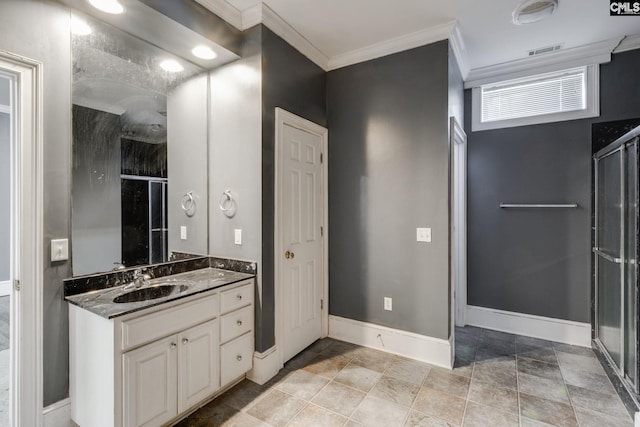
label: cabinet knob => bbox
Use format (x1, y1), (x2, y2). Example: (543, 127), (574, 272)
(236, 355), (243, 362)
(236, 294), (242, 300)
(170, 342), (177, 350)
(182, 338), (189, 345)
(237, 320), (243, 326)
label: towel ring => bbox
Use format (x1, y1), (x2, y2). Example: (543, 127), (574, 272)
(181, 192), (196, 217)
(219, 190), (234, 212)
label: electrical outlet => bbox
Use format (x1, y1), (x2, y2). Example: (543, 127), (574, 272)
(234, 229), (242, 245)
(417, 227), (431, 242)
(384, 297), (392, 311)
(180, 226), (187, 240)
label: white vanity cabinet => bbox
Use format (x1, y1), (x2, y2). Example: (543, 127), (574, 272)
(69, 278), (254, 427)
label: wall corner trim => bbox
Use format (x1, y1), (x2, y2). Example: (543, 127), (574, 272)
(194, 0), (243, 30)
(327, 20), (456, 71)
(465, 37), (623, 88)
(246, 346), (282, 385)
(328, 315), (452, 368)
(614, 33), (640, 54)
(449, 24), (469, 80)
(260, 5), (329, 70)
(43, 398), (72, 427)
(466, 305), (591, 347)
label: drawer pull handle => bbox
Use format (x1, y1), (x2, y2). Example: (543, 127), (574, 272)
(236, 355), (243, 362)
(237, 320), (243, 326)
(170, 342), (177, 350)
(236, 294), (243, 300)
(182, 338), (189, 345)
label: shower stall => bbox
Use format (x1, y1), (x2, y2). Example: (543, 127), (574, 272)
(594, 125), (640, 396)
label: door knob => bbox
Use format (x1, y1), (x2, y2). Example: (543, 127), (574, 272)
(285, 250), (295, 259)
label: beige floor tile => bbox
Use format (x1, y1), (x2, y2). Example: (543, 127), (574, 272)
(423, 369), (471, 398)
(351, 395), (410, 427)
(287, 403), (347, 427)
(412, 387), (466, 426)
(369, 375), (420, 407)
(462, 401), (518, 427)
(311, 380), (366, 417)
(246, 389), (306, 427)
(275, 369), (328, 400)
(333, 362), (381, 392)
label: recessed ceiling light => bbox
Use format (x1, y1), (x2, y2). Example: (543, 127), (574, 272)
(88, 0), (125, 15)
(71, 16), (92, 35)
(159, 59), (184, 73)
(513, 0), (558, 25)
(192, 45), (218, 60)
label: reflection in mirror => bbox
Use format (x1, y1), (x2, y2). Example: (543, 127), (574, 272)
(70, 7), (237, 276)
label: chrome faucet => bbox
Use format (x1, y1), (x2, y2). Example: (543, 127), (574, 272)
(123, 269), (152, 290)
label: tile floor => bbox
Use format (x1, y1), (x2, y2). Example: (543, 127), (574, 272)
(175, 326), (633, 427)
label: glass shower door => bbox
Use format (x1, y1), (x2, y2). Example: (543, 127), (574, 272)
(595, 138), (639, 393)
(624, 141), (638, 390)
(596, 148), (623, 369)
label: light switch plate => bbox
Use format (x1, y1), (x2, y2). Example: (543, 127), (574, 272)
(417, 228), (431, 242)
(51, 238), (69, 262)
(234, 229), (242, 245)
(384, 297), (392, 311)
(180, 226), (188, 240)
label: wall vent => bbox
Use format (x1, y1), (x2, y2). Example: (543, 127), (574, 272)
(528, 44), (563, 56)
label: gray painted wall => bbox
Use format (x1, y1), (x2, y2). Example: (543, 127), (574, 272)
(327, 41), (452, 340)
(260, 26), (327, 351)
(465, 49), (640, 323)
(71, 105), (122, 276)
(0, 111), (9, 281)
(0, 0), (72, 405)
(167, 74), (209, 256)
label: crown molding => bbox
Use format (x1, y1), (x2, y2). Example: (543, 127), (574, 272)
(327, 20), (456, 71)
(261, 4), (329, 69)
(194, 0), (243, 30)
(449, 24), (469, 80)
(465, 37), (623, 88)
(242, 3), (263, 30)
(614, 33), (640, 53)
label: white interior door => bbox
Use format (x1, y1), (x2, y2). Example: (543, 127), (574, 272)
(277, 109), (327, 363)
(0, 52), (43, 427)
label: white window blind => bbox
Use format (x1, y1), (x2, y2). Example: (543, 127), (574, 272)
(480, 67), (587, 123)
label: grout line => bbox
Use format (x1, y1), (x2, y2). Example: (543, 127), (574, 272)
(554, 346), (582, 427)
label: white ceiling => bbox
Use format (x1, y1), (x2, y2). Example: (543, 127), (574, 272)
(212, 0), (640, 73)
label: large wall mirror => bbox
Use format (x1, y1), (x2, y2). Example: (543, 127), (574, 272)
(67, 0), (239, 276)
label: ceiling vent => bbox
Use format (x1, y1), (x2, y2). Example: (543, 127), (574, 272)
(513, 0), (558, 25)
(528, 44), (563, 56)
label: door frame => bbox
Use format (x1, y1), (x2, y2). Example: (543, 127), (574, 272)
(1, 50), (44, 427)
(274, 107), (328, 367)
(450, 116), (467, 330)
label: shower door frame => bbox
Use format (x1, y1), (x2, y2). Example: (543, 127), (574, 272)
(594, 133), (640, 397)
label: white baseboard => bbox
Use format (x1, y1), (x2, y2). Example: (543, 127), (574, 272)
(328, 315), (452, 368)
(246, 346), (282, 385)
(466, 305), (591, 348)
(0, 281), (11, 297)
(43, 398), (73, 427)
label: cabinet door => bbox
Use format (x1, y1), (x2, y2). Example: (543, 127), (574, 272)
(123, 335), (178, 427)
(178, 319), (220, 413)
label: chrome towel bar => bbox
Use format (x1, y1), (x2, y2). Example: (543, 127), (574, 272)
(499, 203), (578, 208)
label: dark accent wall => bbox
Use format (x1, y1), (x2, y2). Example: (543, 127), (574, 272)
(327, 41), (451, 340)
(259, 26), (327, 351)
(0, 0), (73, 405)
(466, 49), (640, 323)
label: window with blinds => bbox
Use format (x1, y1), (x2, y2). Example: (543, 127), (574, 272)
(471, 65), (599, 131)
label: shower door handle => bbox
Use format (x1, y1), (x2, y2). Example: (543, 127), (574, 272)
(593, 248), (623, 264)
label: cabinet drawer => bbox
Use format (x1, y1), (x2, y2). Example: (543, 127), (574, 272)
(220, 305), (253, 343)
(220, 333), (253, 386)
(220, 281), (253, 314)
(121, 293), (218, 351)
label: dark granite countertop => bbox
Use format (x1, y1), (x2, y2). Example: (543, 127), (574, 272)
(65, 268), (254, 319)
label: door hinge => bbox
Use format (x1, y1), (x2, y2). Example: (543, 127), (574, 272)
(320, 299), (324, 310)
(320, 153), (323, 164)
(320, 226), (324, 237)
(13, 279), (20, 291)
